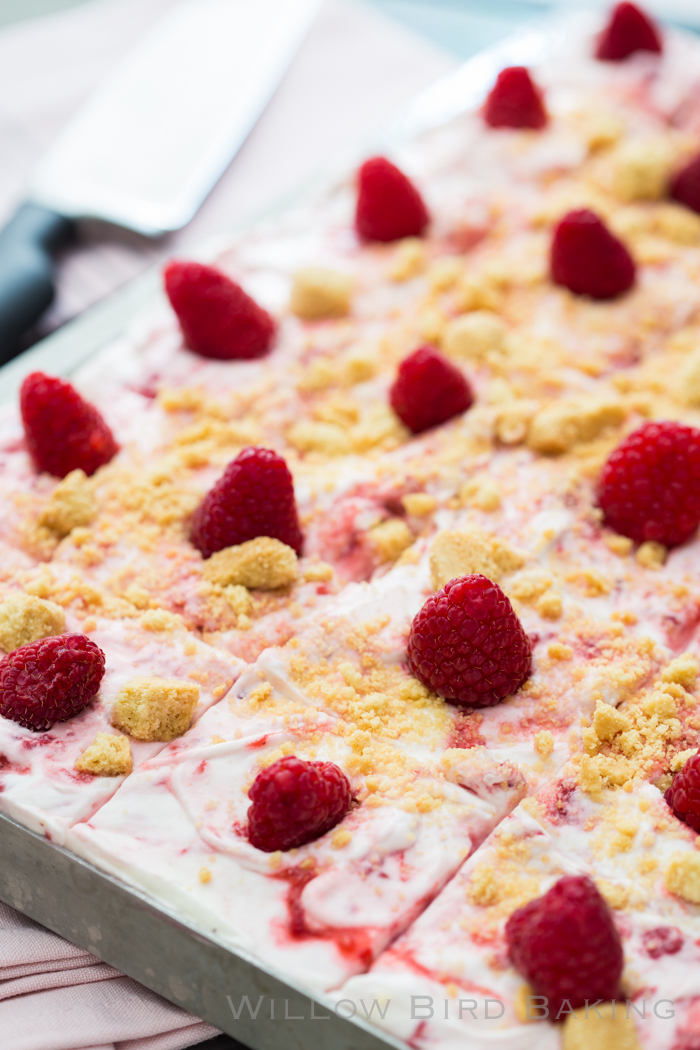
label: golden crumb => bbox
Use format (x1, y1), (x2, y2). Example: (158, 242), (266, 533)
(547, 642), (573, 662)
(140, 609), (183, 632)
(0, 594), (66, 652)
(675, 346), (700, 407)
(290, 266), (352, 320)
(495, 400), (540, 446)
(655, 202), (700, 245)
(636, 541), (667, 570)
(592, 700), (630, 743)
(369, 519), (414, 563)
(203, 537), (298, 591)
(388, 238), (426, 281)
(442, 310), (507, 364)
(536, 590), (563, 620)
(562, 1002), (641, 1050)
(580, 111), (624, 152)
(527, 396), (626, 455)
(509, 569), (552, 603)
(402, 493), (437, 517)
(330, 828), (352, 849)
(199, 867), (212, 884)
(534, 730), (554, 757)
(605, 534), (633, 557)
(665, 853), (700, 904)
(459, 476), (501, 512)
(430, 528), (524, 590)
(302, 562), (334, 583)
(596, 880), (630, 911)
(663, 654), (698, 689)
(39, 470), (97, 537)
(467, 863), (500, 906)
(418, 305), (446, 343)
(610, 138), (671, 202)
(457, 271), (503, 313)
(287, 420), (351, 456)
(74, 733), (132, 777)
(112, 677), (200, 741)
(671, 748), (696, 773)
(427, 256), (462, 292)
(124, 584), (150, 610)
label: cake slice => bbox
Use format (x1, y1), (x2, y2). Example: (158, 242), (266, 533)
(0, 609), (244, 844)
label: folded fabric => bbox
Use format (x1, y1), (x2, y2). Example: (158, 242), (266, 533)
(0, 904), (219, 1050)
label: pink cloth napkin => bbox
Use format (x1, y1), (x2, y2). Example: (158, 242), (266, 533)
(0, 903), (219, 1050)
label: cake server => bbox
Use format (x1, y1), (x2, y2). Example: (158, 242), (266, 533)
(0, 0), (321, 360)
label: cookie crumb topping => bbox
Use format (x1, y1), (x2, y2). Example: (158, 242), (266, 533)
(111, 677), (199, 741)
(75, 733), (132, 777)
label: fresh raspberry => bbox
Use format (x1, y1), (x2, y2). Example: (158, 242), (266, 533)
(599, 421), (700, 547)
(665, 751), (700, 831)
(20, 372), (118, 479)
(505, 875), (624, 1017)
(483, 67), (547, 130)
(0, 635), (105, 732)
(355, 156), (430, 243)
(164, 260), (276, 361)
(390, 346), (473, 435)
(596, 2), (662, 61)
(407, 575), (531, 708)
(551, 209), (635, 300)
(642, 926), (684, 958)
(671, 153), (700, 215)
(191, 446), (303, 559)
(247, 755), (352, 852)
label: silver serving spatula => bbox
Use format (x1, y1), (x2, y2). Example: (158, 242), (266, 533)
(0, 0), (321, 360)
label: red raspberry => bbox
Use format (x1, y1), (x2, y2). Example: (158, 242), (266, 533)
(505, 875), (624, 1017)
(0, 635), (105, 732)
(164, 260), (275, 361)
(355, 156), (430, 243)
(642, 926), (684, 958)
(191, 446), (303, 559)
(483, 67), (547, 130)
(596, 2), (662, 61)
(247, 755), (352, 852)
(671, 153), (700, 215)
(20, 372), (118, 479)
(599, 421), (700, 547)
(551, 209), (635, 300)
(665, 751), (700, 831)
(390, 346), (473, 435)
(407, 575), (531, 708)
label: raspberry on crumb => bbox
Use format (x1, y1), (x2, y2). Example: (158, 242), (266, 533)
(407, 574), (531, 708)
(551, 209), (635, 300)
(247, 755), (352, 852)
(20, 372), (118, 479)
(0, 634), (105, 732)
(390, 346), (474, 435)
(599, 421), (700, 547)
(596, 2), (662, 61)
(665, 751), (700, 831)
(164, 259), (276, 360)
(483, 67), (547, 130)
(505, 874), (624, 1016)
(190, 446), (303, 560)
(355, 157), (430, 243)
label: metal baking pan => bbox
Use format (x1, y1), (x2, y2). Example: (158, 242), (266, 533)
(0, 17), (578, 1048)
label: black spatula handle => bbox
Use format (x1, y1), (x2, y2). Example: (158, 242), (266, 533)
(0, 203), (74, 364)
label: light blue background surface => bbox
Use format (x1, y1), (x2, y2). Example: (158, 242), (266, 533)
(0, 0), (547, 52)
